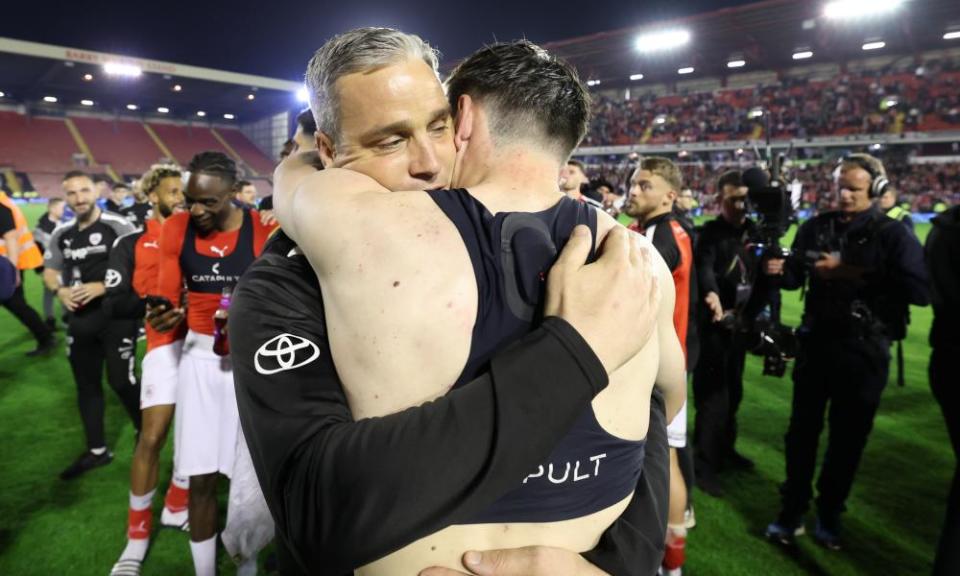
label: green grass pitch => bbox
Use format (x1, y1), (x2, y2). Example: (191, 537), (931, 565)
(0, 203), (951, 575)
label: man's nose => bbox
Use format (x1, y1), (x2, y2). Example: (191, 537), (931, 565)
(408, 138), (441, 184)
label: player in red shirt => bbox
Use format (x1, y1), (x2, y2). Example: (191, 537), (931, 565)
(624, 157), (694, 576)
(104, 164), (189, 576)
(149, 152), (275, 576)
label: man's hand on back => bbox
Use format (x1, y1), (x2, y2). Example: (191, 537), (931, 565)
(419, 546), (607, 576)
(544, 225), (660, 374)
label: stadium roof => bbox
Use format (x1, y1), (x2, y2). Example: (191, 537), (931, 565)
(542, 0), (960, 88)
(0, 37), (304, 123)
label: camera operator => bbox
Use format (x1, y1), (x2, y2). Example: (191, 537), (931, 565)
(692, 170), (771, 496)
(765, 153), (929, 550)
(927, 203), (960, 574)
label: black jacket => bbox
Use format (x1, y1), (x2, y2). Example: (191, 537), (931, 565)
(783, 207), (929, 338)
(926, 206), (960, 348)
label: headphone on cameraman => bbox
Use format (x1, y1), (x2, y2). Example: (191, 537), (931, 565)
(840, 155), (890, 199)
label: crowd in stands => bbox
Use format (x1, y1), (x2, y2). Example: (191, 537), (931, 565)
(585, 158), (960, 214)
(585, 56), (960, 146)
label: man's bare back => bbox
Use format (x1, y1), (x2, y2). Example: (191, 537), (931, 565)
(278, 164), (685, 574)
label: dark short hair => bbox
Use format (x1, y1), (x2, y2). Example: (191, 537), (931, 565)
(280, 139), (295, 160)
(63, 170), (91, 182)
(640, 157), (683, 192)
(112, 181), (130, 191)
(446, 41), (590, 161)
(717, 170), (743, 192)
(48, 197), (65, 206)
(237, 180), (253, 189)
(567, 159), (586, 173)
(93, 174), (111, 184)
(187, 151), (238, 187)
(296, 109), (317, 138)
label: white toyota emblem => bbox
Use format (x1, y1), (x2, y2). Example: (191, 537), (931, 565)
(105, 269), (122, 288)
(89, 232), (102, 245)
(255, 333), (321, 375)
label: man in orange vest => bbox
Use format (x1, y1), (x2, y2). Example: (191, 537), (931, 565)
(0, 191), (55, 355)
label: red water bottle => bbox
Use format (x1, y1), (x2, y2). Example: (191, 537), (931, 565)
(213, 286), (232, 356)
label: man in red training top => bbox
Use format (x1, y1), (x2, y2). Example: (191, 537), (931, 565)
(104, 164), (190, 576)
(625, 156), (694, 576)
(149, 151), (275, 576)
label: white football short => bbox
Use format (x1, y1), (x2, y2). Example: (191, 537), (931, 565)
(174, 331), (239, 478)
(140, 340), (183, 409)
(667, 399), (688, 449)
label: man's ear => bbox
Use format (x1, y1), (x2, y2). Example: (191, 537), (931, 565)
(317, 132), (336, 168)
(667, 189), (678, 207)
(454, 94), (474, 152)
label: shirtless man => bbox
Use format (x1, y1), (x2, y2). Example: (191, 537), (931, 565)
(272, 34), (685, 574)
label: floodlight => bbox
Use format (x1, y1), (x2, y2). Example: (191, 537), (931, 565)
(81, 100), (94, 106)
(197, 111), (206, 117)
(83, 74), (93, 81)
(224, 113), (235, 120)
(0, 91), (6, 98)
(728, 60), (746, 68)
(104, 62), (143, 77)
(43, 96), (57, 103)
(678, 67), (695, 75)
(630, 73), (644, 81)
(945, 31), (960, 40)
(158, 107), (169, 114)
(793, 50), (814, 60)
(635, 29), (691, 53)
(247, 94), (255, 101)
(862, 41), (885, 50)
(587, 79), (601, 87)
(296, 87), (309, 103)
(127, 104), (138, 111)
(748, 107), (764, 119)
(173, 84), (183, 92)
(824, 0), (903, 20)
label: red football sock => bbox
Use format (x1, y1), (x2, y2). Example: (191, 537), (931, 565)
(128, 506), (153, 540)
(163, 479), (189, 513)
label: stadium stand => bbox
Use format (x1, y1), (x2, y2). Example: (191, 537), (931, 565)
(0, 112), (80, 173)
(71, 116), (169, 175)
(584, 54), (960, 146)
(0, 111), (275, 198)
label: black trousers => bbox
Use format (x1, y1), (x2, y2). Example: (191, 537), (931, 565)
(779, 334), (889, 522)
(932, 344), (960, 575)
(2, 281), (50, 344)
(67, 306), (141, 450)
(692, 325), (747, 475)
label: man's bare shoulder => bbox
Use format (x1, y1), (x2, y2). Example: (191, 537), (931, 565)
(594, 208), (667, 276)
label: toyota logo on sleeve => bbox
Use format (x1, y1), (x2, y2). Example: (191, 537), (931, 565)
(105, 269), (122, 288)
(254, 333), (321, 375)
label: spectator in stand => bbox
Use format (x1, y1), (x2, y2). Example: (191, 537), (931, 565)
(34, 197), (66, 330)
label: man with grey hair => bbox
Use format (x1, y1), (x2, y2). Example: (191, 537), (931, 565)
(232, 28), (676, 576)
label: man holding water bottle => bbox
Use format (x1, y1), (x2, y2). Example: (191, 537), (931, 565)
(42, 170), (140, 480)
(148, 152), (276, 576)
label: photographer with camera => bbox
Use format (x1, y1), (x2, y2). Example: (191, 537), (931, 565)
(691, 170), (773, 497)
(765, 153), (929, 550)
